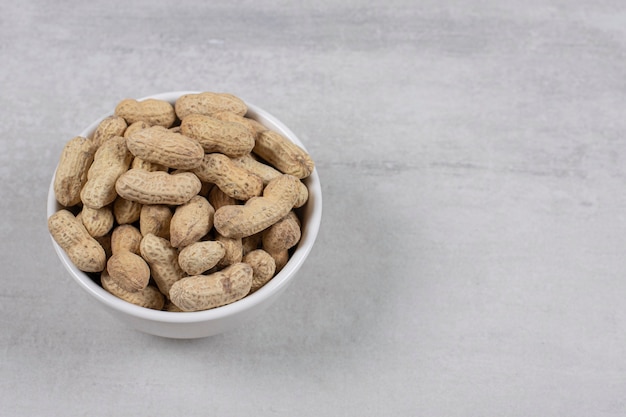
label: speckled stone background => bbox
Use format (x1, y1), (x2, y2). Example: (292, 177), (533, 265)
(2, 1), (626, 415)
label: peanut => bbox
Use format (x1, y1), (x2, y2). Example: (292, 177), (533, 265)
(180, 114), (254, 157)
(115, 98), (176, 128)
(80, 136), (133, 209)
(48, 210), (106, 272)
(113, 156), (170, 224)
(139, 204), (172, 239)
(178, 241), (225, 275)
(208, 186), (237, 210)
(126, 126), (204, 170)
(140, 233), (185, 297)
(169, 195), (215, 248)
(131, 156), (167, 172)
(270, 249), (290, 273)
(253, 130), (314, 179)
(109, 223), (182, 300)
(53, 136), (97, 207)
(262, 211), (301, 273)
(212, 111), (267, 137)
(262, 211), (301, 254)
(113, 156), (169, 223)
(192, 153), (263, 201)
(231, 153), (282, 184)
(232, 154), (309, 208)
(169, 263), (253, 312)
(101, 269), (164, 310)
(80, 205), (115, 238)
(93, 116), (127, 147)
(110, 224), (142, 255)
(106, 251), (151, 293)
(113, 196), (142, 224)
(215, 233), (243, 268)
(175, 92), (247, 120)
(213, 174), (300, 238)
(115, 169), (201, 205)
(123, 120), (151, 138)
(243, 249), (276, 293)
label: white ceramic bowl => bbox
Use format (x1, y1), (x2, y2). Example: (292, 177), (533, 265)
(47, 91), (322, 339)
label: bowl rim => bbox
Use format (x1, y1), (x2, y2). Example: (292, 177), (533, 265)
(47, 90), (322, 323)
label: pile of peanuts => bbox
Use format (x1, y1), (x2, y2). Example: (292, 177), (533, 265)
(48, 92), (314, 312)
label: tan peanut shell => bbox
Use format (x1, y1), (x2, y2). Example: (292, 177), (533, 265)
(270, 249), (290, 273)
(262, 211), (301, 253)
(111, 224), (143, 255)
(208, 186), (237, 210)
(140, 204), (172, 239)
(170, 195), (215, 248)
(175, 92), (247, 120)
(101, 270), (164, 310)
(131, 156), (167, 172)
(180, 114), (255, 157)
(123, 121), (151, 138)
(53, 136), (97, 207)
(48, 210), (106, 272)
(140, 233), (185, 297)
(80, 205), (115, 238)
(213, 174), (300, 238)
(192, 153), (263, 201)
(232, 154), (309, 208)
(260, 211), (300, 273)
(113, 196), (142, 224)
(126, 126), (204, 170)
(115, 169), (201, 205)
(212, 111), (267, 137)
(115, 98), (176, 128)
(178, 241), (225, 275)
(93, 116), (127, 147)
(169, 263), (254, 312)
(112, 157), (167, 224)
(81, 136), (133, 209)
(294, 182), (309, 209)
(106, 251), (151, 293)
(215, 233), (243, 268)
(231, 154), (282, 184)
(253, 130), (314, 179)
(243, 249), (276, 293)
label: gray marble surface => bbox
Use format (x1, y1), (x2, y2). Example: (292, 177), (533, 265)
(2, 0), (626, 415)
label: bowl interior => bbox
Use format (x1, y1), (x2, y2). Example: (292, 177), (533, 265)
(47, 91), (322, 324)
